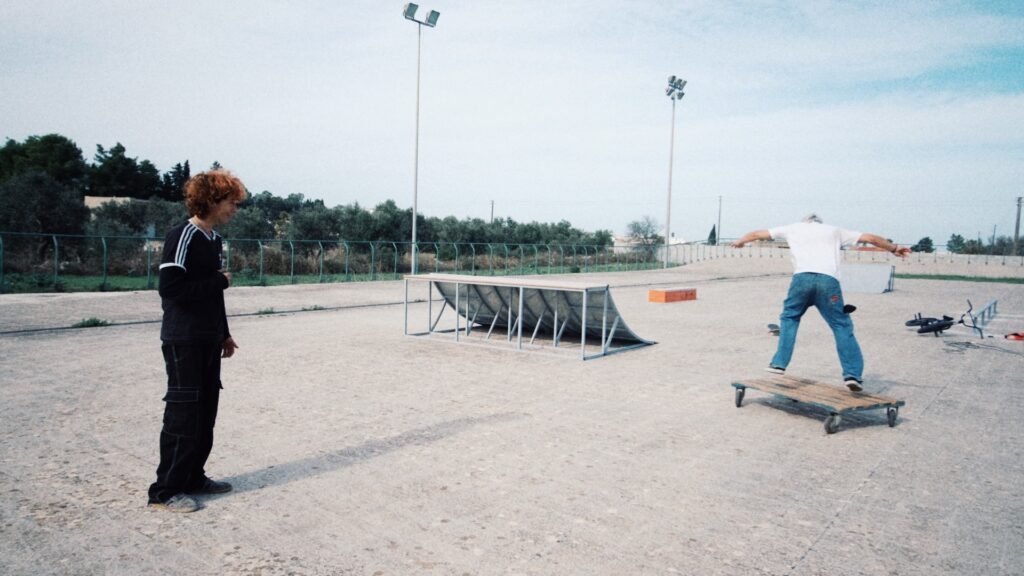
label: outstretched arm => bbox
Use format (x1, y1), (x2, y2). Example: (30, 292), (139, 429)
(859, 233), (911, 257)
(731, 230), (771, 248)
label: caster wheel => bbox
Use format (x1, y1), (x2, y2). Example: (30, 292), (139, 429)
(825, 414), (841, 434)
(887, 407), (898, 427)
(735, 387), (745, 408)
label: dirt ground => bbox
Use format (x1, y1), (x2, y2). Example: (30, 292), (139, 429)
(1, 260), (1022, 575)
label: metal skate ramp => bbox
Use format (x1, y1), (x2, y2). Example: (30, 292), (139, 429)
(403, 273), (654, 359)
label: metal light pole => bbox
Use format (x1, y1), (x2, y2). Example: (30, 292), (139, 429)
(1014, 196), (1022, 256)
(403, 3), (440, 275)
(717, 195), (722, 245)
(664, 75), (686, 268)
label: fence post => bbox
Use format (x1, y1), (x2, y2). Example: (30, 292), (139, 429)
(318, 241), (324, 282)
(288, 241), (295, 283)
(52, 235), (59, 288)
(258, 241), (265, 283)
(370, 242), (377, 281)
(391, 242), (400, 279)
(146, 238), (154, 289)
(342, 241), (351, 281)
(488, 244), (495, 276)
(101, 236), (109, 290)
(434, 243), (441, 273)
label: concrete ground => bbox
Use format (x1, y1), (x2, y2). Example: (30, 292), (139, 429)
(0, 260), (1021, 575)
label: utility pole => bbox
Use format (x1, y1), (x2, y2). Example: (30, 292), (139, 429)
(717, 195), (722, 244)
(490, 200), (494, 224)
(1015, 196), (1022, 256)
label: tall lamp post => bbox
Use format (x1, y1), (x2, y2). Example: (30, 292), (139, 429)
(403, 3), (440, 274)
(664, 75), (686, 269)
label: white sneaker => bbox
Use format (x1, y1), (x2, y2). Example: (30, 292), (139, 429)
(148, 493), (200, 513)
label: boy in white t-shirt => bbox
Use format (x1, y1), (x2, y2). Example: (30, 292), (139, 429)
(732, 214), (910, 391)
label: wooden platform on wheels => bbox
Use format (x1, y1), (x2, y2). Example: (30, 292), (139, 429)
(732, 374), (905, 434)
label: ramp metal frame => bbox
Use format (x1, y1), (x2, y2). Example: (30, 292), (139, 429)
(403, 273), (654, 360)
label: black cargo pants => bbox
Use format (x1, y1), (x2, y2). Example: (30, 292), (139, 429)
(148, 343), (222, 504)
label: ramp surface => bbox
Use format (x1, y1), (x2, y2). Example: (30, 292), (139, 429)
(840, 263), (895, 293)
(404, 273), (654, 358)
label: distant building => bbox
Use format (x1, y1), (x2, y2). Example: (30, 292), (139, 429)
(83, 196), (138, 211)
(612, 232), (686, 249)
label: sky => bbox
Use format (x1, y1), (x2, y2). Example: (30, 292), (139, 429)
(2, 0), (1023, 245)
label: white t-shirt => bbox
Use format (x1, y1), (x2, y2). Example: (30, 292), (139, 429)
(769, 222), (862, 280)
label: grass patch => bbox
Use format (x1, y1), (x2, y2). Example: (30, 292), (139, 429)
(896, 274), (1024, 284)
(71, 317), (111, 328)
(256, 307), (276, 315)
(301, 305), (325, 311)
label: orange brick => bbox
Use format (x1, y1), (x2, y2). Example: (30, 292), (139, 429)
(648, 288), (697, 303)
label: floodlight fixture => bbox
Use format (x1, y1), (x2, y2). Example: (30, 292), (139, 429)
(663, 75), (687, 269)
(403, 3), (440, 27)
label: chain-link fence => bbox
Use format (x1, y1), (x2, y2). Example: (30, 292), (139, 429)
(2, 232), (1021, 293)
(0, 233), (683, 293)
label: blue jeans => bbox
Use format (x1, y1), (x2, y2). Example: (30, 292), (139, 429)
(771, 273), (863, 381)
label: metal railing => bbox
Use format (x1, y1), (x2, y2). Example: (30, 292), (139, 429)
(0, 232), (679, 293)
(2, 232), (1021, 293)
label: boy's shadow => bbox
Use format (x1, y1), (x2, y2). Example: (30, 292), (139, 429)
(221, 412), (525, 494)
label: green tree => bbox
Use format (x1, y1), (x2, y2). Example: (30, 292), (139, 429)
(288, 203), (342, 242)
(371, 200), (409, 242)
(587, 229), (613, 247)
(987, 235), (1015, 256)
(159, 161), (191, 201)
(87, 198), (187, 238)
(221, 206), (274, 240)
(337, 202), (375, 240)
(627, 216), (663, 247)
(946, 234), (966, 253)
(911, 237), (934, 253)
(707, 225), (717, 245)
(0, 134), (88, 185)
(144, 199), (189, 237)
(962, 238), (985, 254)
(89, 143), (163, 199)
(0, 171), (89, 235)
